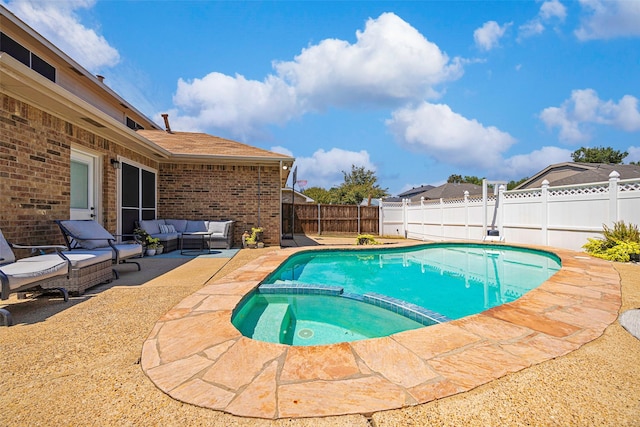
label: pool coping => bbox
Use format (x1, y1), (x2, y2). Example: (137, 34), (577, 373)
(140, 243), (621, 419)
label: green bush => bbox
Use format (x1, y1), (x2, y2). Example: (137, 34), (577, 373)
(356, 234), (380, 245)
(583, 221), (640, 262)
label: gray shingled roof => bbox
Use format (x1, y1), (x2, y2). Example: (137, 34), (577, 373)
(412, 183), (483, 201)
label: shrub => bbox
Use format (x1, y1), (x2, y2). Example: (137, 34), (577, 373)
(356, 234), (380, 245)
(583, 221), (640, 262)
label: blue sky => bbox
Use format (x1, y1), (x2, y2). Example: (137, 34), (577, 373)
(4, 0), (640, 195)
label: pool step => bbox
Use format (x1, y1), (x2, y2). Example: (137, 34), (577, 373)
(253, 303), (291, 344)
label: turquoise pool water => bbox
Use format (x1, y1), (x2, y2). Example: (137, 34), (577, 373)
(232, 243), (561, 345)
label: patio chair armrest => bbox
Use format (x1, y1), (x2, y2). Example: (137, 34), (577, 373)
(10, 243), (68, 252)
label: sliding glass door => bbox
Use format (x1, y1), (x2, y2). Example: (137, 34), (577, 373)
(120, 161), (156, 236)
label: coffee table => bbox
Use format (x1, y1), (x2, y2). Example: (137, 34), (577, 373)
(180, 231), (214, 255)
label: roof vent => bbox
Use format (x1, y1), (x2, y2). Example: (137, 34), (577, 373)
(161, 113), (172, 133)
(96, 74), (105, 83)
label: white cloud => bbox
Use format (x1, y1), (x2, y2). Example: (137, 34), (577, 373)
(5, 0), (120, 72)
(474, 21), (512, 51)
(503, 146), (572, 177)
(386, 102), (516, 170)
(270, 146), (294, 157)
(540, 0), (568, 21)
(518, 0), (567, 40)
(168, 12), (463, 139)
(576, 0), (640, 40)
(275, 12), (462, 107)
(291, 148), (375, 189)
(540, 89), (640, 143)
(627, 146), (640, 163)
(168, 72), (298, 139)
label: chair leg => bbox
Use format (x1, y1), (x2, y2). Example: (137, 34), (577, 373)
(122, 260), (141, 271)
(112, 268), (120, 280)
(56, 287), (69, 302)
(0, 308), (13, 327)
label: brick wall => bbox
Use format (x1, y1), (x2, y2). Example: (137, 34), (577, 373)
(158, 163), (282, 245)
(1, 92), (284, 254)
(0, 94), (156, 247)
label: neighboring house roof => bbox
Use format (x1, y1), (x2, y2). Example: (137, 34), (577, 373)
(412, 182), (483, 201)
(136, 129), (293, 163)
(282, 188), (315, 203)
(397, 185), (435, 198)
(515, 162), (640, 189)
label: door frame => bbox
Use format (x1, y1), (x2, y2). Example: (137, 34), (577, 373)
(70, 148), (101, 221)
(116, 157), (158, 236)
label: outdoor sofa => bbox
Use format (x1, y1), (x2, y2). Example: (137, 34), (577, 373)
(137, 219), (235, 251)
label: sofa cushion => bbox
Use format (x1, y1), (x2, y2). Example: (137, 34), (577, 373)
(207, 220), (231, 236)
(139, 219), (161, 235)
(165, 219), (188, 233)
(158, 224), (176, 234)
(186, 220), (207, 232)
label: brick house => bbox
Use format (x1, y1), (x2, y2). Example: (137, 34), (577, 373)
(0, 6), (294, 250)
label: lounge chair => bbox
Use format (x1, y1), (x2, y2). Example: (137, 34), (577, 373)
(55, 220), (143, 279)
(0, 229), (70, 326)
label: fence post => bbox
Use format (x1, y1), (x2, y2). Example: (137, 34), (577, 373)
(357, 204), (361, 234)
(317, 203), (321, 235)
(378, 199), (383, 236)
(419, 197), (424, 241)
(440, 198), (444, 239)
(609, 171), (620, 224)
(464, 191), (469, 240)
(541, 180), (549, 245)
(498, 185), (505, 238)
(403, 199), (408, 238)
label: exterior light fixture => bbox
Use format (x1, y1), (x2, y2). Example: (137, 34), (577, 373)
(110, 159), (121, 169)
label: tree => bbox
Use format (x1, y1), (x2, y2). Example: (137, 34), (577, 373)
(447, 174), (464, 183)
(507, 177), (529, 190)
(336, 165), (389, 205)
(302, 187), (334, 204)
(571, 146), (628, 164)
(447, 174), (484, 186)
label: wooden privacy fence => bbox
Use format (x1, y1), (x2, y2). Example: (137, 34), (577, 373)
(282, 204), (379, 235)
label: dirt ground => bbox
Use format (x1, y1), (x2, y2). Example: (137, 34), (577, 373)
(1, 243), (639, 426)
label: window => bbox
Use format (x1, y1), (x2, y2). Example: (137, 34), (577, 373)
(126, 117), (144, 130)
(0, 32), (56, 82)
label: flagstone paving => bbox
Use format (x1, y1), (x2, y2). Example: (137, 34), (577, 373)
(141, 244), (621, 419)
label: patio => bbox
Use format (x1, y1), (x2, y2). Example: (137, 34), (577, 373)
(1, 236), (639, 426)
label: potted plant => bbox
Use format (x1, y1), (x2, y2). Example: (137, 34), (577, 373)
(242, 227), (264, 249)
(133, 228), (161, 256)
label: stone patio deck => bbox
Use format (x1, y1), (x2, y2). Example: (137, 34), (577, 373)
(140, 244), (620, 419)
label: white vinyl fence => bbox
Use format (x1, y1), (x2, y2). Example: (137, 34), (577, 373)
(380, 171), (640, 251)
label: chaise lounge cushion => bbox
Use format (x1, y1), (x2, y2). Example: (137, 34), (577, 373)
(61, 220), (116, 250)
(0, 255), (68, 291)
(61, 250), (113, 269)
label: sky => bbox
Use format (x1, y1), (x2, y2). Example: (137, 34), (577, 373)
(4, 0), (640, 196)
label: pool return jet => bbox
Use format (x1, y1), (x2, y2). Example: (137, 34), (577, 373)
(482, 179), (507, 242)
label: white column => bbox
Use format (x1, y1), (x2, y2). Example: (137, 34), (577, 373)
(609, 171), (620, 224)
(541, 180), (549, 245)
(464, 190), (469, 240)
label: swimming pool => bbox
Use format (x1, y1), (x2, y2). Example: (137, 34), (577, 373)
(232, 243), (561, 345)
